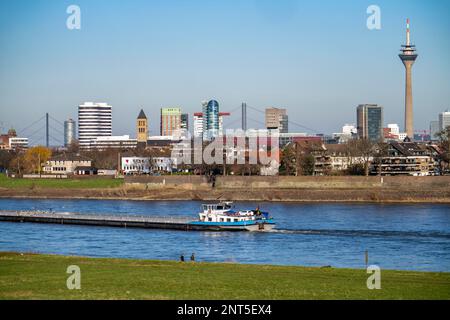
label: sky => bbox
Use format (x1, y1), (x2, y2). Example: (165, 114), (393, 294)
(0, 0), (449, 145)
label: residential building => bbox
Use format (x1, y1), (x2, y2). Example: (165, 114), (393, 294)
(160, 107), (182, 136)
(356, 104), (383, 142)
(121, 157), (151, 175)
(0, 129), (18, 150)
(43, 154), (92, 175)
(64, 119), (76, 147)
(9, 137), (28, 150)
(136, 109), (148, 145)
(370, 141), (434, 176)
(265, 108), (288, 133)
(121, 156), (176, 174)
(78, 102), (112, 149)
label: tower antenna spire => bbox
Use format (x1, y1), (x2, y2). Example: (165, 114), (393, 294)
(406, 18), (410, 46)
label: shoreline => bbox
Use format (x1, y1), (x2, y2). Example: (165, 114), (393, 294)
(2, 194), (450, 204)
(1, 187), (450, 203)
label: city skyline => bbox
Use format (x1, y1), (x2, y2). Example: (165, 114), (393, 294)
(1, 0), (450, 143)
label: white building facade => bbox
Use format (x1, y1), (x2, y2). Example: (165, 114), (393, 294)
(78, 102), (112, 149)
(439, 111), (450, 131)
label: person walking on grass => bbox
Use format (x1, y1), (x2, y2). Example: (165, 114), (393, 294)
(190, 253), (195, 262)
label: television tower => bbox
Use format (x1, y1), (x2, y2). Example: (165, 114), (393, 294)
(399, 18), (418, 139)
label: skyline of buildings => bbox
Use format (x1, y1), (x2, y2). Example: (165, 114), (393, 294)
(0, 19), (448, 149)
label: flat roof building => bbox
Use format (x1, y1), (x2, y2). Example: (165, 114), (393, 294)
(356, 104), (383, 142)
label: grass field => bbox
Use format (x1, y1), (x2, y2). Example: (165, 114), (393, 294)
(0, 252), (449, 300)
(0, 174), (123, 189)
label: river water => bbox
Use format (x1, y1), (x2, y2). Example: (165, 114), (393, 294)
(0, 198), (449, 271)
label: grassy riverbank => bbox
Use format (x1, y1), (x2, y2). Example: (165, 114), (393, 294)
(1, 174), (450, 202)
(0, 252), (449, 300)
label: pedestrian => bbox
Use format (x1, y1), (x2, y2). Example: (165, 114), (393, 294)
(190, 253), (195, 262)
(180, 254), (185, 262)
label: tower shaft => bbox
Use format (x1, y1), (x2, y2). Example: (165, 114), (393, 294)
(404, 62), (414, 138)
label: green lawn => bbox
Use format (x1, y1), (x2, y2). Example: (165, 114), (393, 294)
(0, 174), (123, 189)
(0, 252), (448, 300)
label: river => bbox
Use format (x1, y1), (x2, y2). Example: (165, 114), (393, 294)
(0, 198), (449, 271)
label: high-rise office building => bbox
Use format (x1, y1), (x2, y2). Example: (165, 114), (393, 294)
(265, 108), (288, 133)
(439, 111), (450, 131)
(78, 102), (112, 149)
(160, 108), (181, 136)
(202, 100), (220, 140)
(193, 113), (203, 138)
(430, 121), (440, 140)
(64, 118), (76, 147)
(136, 109), (148, 144)
(181, 113), (189, 131)
(356, 104), (383, 142)
(193, 111), (230, 139)
(399, 19), (418, 139)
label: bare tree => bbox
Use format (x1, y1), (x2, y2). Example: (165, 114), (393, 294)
(347, 138), (375, 176)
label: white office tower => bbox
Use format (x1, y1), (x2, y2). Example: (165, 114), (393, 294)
(439, 111), (450, 131)
(78, 102), (112, 149)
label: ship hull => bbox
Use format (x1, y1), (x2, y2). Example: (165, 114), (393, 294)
(188, 219), (276, 232)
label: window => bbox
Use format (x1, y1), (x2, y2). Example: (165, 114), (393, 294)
(208, 218), (212, 222)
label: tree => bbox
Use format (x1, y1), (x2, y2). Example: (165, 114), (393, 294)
(299, 154), (315, 176)
(436, 126), (450, 174)
(0, 150), (15, 171)
(347, 138), (375, 176)
(23, 146), (52, 174)
(280, 141), (320, 176)
(67, 140), (80, 154)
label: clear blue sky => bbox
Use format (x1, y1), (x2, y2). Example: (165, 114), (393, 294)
(0, 0), (449, 144)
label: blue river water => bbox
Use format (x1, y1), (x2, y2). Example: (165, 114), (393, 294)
(0, 198), (449, 271)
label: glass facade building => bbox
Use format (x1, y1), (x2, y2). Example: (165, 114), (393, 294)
(357, 104), (383, 142)
(202, 100), (219, 140)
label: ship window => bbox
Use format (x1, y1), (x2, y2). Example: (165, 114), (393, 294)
(234, 219), (237, 222)
(220, 218), (224, 222)
(208, 218), (212, 222)
(227, 218), (231, 222)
